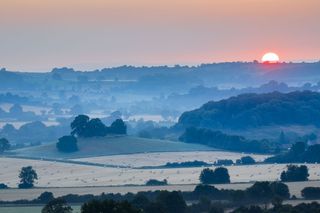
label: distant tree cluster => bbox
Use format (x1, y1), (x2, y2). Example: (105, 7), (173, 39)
(56, 135), (78, 153)
(178, 91), (320, 129)
(164, 161), (210, 168)
(236, 156), (256, 165)
(145, 179), (168, 186)
(265, 142), (320, 163)
(2, 181), (296, 213)
(179, 127), (271, 153)
(280, 165), (309, 182)
(301, 187), (320, 199)
(199, 167), (230, 184)
(0, 138), (10, 153)
(42, 198), (72, 213)
(71, 115), (127, 138)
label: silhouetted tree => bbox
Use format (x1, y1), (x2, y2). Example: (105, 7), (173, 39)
(0, 183), (8, 189)
(239, 156), (255, 165)
(0, 138), (10, 153)
(199, 167), (230, 184)
(83, 118), (107, 137)
(301, 187), (320, 199)
(156, 191), (187, 213)
(38, 192), (55, 203)
(81, 200), (141, 213)
(56, 135), (78, 152)
(71, 115), (90, 137)
(18, 166), (38, 188)
(280, 165), (309, 182)
(41, 198), (72, 213)
(110, 119), (127, 135)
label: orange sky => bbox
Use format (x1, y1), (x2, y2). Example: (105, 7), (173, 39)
(0, 0), (319, 71)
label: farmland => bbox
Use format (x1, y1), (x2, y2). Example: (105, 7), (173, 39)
(9, 136), (214, 159)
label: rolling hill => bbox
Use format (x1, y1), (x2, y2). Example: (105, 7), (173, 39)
(9, 136), (214, 159)
(178, 91), (320, 130)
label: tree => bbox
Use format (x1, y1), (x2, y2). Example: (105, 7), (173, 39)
(157, 191), (187, 213)
(0, 138), (10, 153)
(41, 198), (72, 213)
(56, 135), (78, 152)
(0, 183), (8, 189)
(301, 187), (320, 199)
(110, 119), (127, 135)
(81, 200), (141, 213)
(71, 115), (90, 137)
(239, 156), (255, 165)
(199, 167), (230, 184)
(38, 191), (55, 203)
(83, 118), (107, 137)
(290, 142), (306, 157)
(18, 166), (38, 188)
(280, 165), (309, 182)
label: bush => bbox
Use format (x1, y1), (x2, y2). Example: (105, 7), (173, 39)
(164, 161), (210, 168)
(42, 198), (72, 213)
(301, 187), (320, 199)
(199, 167), (230, 184)
(238, 156), (255, 165)
(214, 159), (233, 166)
(56, 135), (78, 153)
(0, 183), (8, 189)
(146, 179), (168, 186)
(280, 165), (309, 182)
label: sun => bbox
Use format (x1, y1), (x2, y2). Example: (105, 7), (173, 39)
(262, 52), (280, 63)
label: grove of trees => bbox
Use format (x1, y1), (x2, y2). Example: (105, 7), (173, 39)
(280, 165), (309, 182)
(71, 115), (127, 138)
(199, 167), (230, 184)
(179, 127), (271, 153)
(265, 142), (320, 163)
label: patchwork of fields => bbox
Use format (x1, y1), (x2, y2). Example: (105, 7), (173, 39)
(1, 156), (320, 189)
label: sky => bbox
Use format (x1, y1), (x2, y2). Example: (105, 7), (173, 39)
(0, 0), (320, 72)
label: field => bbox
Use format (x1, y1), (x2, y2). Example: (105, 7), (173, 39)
(1, 156), (320, 190)
(0, 205), (81, 213)
(1, 181), (320, 202)
(10, 136), (214, 159)
(75, 151), (270, 167)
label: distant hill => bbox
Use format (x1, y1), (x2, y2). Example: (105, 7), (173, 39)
(178, 91), (320, 129)
(10, 136), (213, 159)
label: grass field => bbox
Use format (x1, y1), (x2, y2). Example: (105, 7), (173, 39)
(1, 157), (320, 189)
(1, 181), (320, 202)
(9, 136), (214, 159)
(75, 151), (270, 167)
(0, 205), (81, 213)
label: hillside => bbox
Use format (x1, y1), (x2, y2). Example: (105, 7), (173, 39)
(9, 136), (214, 159)
(178, 91), (320, 130)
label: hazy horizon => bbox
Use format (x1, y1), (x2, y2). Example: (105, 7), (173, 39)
(1, 0), (320, 72)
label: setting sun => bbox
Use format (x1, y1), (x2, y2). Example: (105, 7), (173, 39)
(262, 52), (280, 63)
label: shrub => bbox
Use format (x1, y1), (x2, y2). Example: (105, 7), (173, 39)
(0, 183), (8, 189)
(146, 179), (168, 186)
